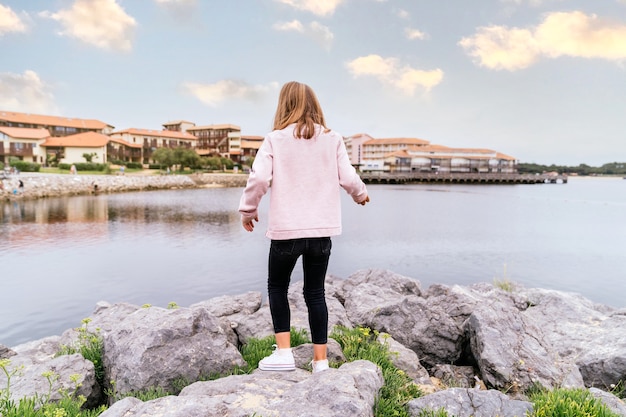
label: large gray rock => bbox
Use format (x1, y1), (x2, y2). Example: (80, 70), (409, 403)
(377, 332), (431, 385)
(339, 269), (422, 300)
(468, 304), (584, 393)
(589, 387), (626, 416)
(103, 305), (246, 395)
(407, 388), (533, 417)
(99, 360), (384, 417)
(232, 276), (352, 345)
(0, 353), (101, 407)
(191, 291), (263, 347)
(342, 272), (462, 366)
(57, 301), (141, 349)
(0, 343), (16, 358)
(521, 288), (626, 388)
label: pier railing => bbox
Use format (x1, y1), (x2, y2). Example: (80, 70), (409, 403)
(359, 172), (567, 184)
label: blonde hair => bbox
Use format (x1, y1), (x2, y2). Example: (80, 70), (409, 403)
(273, 81), (327, 139)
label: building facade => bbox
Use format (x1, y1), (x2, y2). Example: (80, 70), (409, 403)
(0, 126), (50, 165)
(0, 110), (113, 137)
(40, 132), (110, 165)
(344, 135), (518, 174)
(109, 128), (198, 164)
(186, 124), (241, 158)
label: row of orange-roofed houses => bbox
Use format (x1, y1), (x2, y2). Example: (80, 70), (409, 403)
(0, 110), (518, 173)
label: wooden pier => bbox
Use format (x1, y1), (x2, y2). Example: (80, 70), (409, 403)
(359, 172), (567, 185)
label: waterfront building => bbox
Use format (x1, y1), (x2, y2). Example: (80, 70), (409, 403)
(0, 126), (50, 165)
(162, 120), (196, 133)
(186, 124), (241, 158)
(344, 134), (518, 174)
(40, 132), (109, 165)
(0, 110), (113, 137)
(109, 128), (198, 164)
(240, 135), (264, 166)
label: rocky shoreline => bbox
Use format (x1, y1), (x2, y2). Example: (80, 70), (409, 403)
(1, 269), (625, 416)
(0, 172), (249, 201)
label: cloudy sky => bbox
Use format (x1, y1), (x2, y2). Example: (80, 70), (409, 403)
(1, 0), (625, 165)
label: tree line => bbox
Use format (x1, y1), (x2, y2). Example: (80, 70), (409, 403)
(151, 147), (236, 171)
(518, 162), (626, 176)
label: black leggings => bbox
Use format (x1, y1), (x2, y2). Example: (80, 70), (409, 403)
(267, 237), (331, 344)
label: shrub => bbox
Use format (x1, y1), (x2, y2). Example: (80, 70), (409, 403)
(126, 162), (143, 169)
(9, 160), (40, 172)
(58, 163), (106, 172)
(331, 326), (422, 417)
(529, 387), (620, 417)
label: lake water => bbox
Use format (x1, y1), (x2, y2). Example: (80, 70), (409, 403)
(1, 176), (625, 347)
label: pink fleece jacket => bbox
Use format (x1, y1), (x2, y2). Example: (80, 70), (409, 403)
(238, 124), (368, 240)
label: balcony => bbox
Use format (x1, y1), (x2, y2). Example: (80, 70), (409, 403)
(2, 143), (35, 157)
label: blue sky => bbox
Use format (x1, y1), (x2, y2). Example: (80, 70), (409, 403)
(1, 0), (625, 165)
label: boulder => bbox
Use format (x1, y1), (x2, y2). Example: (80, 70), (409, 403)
(99, 360), (384, 417)
(377, 332), (431, 385)
(342, 275), (462, 366)
(103, 305), (246, 395)
(521, 288), (626, 388)
(0, 353), (101, 408)
(0, 343), (16, 359)
(468, 304), (584, 393)
(407, 388), (533, 417)
(589, 387), (626, 416)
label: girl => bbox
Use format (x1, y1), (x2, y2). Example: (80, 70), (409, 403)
(239, 81), (369, 373)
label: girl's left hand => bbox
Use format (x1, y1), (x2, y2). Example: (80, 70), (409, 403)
(242, 215), (258, 232)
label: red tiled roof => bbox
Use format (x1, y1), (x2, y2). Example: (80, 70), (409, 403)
(0, 110), (111, 130)
(41, 132), (110, 148)
(365, 137), (430, 146)
(187, 124), (241, 131)
(108, 136), (143, 149)
(241, 139), (263, 149)
(0, 126), (50, 139)
(112, 128), (197, 140)
(162, 120), (195, 126)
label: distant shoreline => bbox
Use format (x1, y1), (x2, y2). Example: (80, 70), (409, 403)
(0, 172), (249, 201)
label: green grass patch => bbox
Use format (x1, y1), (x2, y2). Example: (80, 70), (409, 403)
(241, 327), (311, 370)
(529, 387), (621, 417)
(330, 326), (422, 417)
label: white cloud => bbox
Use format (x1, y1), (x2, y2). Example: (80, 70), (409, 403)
(154, 0), (195, 4)
(40, 0), (136, 52)
(0, 4), (27, 35)
(405, 28), (427, 40)
(153, 0), (197, 20)
(309, 21), (334, 49)
(346, 54), (444, 95)
(273, 20), (334, 49)
(395, 8), (410, 19)
(273, 20), (305, 32)
(0, 70), (57, 113)
(459, 11), (626, 70)
(275, 0), (344, 16)
(183, 80), (279, 107)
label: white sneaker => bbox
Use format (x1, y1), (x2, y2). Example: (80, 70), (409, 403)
(311, 359), (329, 373)
(258, 345), (295, 371)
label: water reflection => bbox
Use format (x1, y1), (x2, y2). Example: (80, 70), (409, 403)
(1, 197), (108, 224)
(1, 180), (625, 348)
(0, 193), (239, 251)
